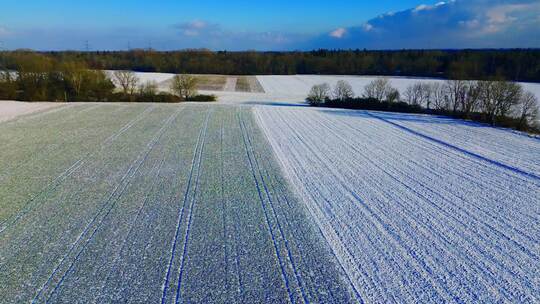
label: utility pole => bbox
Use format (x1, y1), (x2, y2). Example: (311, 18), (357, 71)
(127, 41), (131, 51)
(84, 40), (90, 52)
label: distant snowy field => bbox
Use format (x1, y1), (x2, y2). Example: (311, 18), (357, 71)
(121, 72), (540, 105)
(257, 75), (540, 102)
(0, 100), (65, 123)
(255, 105), (540, 302)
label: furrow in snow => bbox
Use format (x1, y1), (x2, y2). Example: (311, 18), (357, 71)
(255, 106), (540, 303)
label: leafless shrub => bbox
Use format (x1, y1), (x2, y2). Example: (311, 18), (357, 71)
(170, 74), (198, 100)
(333, 80), (354, 101)
(113, 70), (139, 96)
(306, 83), (331, 105)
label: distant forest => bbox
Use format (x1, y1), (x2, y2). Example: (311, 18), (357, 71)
(1, 49), (540, 82)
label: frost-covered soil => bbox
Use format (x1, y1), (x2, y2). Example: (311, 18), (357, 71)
(255, 106), (540, 303)
(106, 71), (265, 95)
(0, 100), (65, 123)
(370, 112), (540, 177)
(2, 99), (539, 303)
(0, 104), (354, 303)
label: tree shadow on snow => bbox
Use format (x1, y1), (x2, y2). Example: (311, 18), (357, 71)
(321, 109), (540, 140)
(323, 109), (483, 127)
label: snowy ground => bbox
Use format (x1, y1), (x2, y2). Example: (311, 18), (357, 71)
(107, 72), (265, 96)
(0, 104), (355, 303)
(116, 72), (540, 105)
(255, 105), (540, 302)
(0, 100), (65, 123)
(2, 78), (540, 302)
(257, 75), (540, 102)
(105, 71), (177, 92)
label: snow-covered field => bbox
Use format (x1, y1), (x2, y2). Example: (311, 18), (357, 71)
(0, 104), (355, 303)
(257, 75), (540, 102)
(255, 105), (540, 302)
(2, 84), (540, 302)
(0, 100), (65, 123)
(105, 71), (177, 92)
(370, 112), (540, 176)
(116, 72), (540, 105)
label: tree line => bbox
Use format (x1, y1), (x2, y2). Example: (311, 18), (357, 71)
(0, 51), (215, 102)
(1, 49), (540, 82)
(307, 79), (539, 132)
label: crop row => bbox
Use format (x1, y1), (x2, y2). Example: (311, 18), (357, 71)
(0, 104), (154, 225)
(255, 106), (540, 303)
(366, 111), (540, 178)
(0, 104), (353, 303)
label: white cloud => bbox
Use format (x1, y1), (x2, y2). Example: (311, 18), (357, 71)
(329, 23), (374, 38)
(413, 4), (431, 12)
(189, 20), (208, 29)
(2, 1), (539, 50)
(0, 27), (10, 37)
(482, 3), (532, 33)
(174, 20), (219, 37)
(459, 19), (480, 29)
(413, 2), (449, 13)
(310, 0), (540, 49)
(361, 23), (374, 32)
(330, 28), (346, 38)
(170, 20), (310, 50)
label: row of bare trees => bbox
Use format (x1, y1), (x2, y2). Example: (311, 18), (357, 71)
(0, 52), (208, 102)
(307, 78), (539, 131)
(112, 71), (198, 100)
(400, 79), (538, 128)
(307, 80), (355, 105)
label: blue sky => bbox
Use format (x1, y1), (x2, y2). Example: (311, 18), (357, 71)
(1, 1), (433, 32)
(0, 0), (539, 50)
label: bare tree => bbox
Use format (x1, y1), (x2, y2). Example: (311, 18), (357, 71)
(477, 81), (497, 124)
(420, 83), (432, 109)
(478, 80), (522, 125)
(0, 69), (13, 82)
(170, 74), (198, 100)
(404, 83), (423, 106)
(386, 88), (401, 103)
(445, 79), (467, 114)
(15, 53), (53, 101)
(139, 81), (158, 96)
(494, 81), (522, 119)
(0, 69), (17, 99)
(113, 70), (139, 96)
(306, 83), (330, 105)
(515, 91), (539, 130)
(460, 81), (481, 119)
(61, 61), (88, 99)
(429, 83), (449, 111)
(363, 78), (392, 101)
(333, 80), (354, 101)
(85, 70), (115, 102)
(404, 83), (432, 107)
